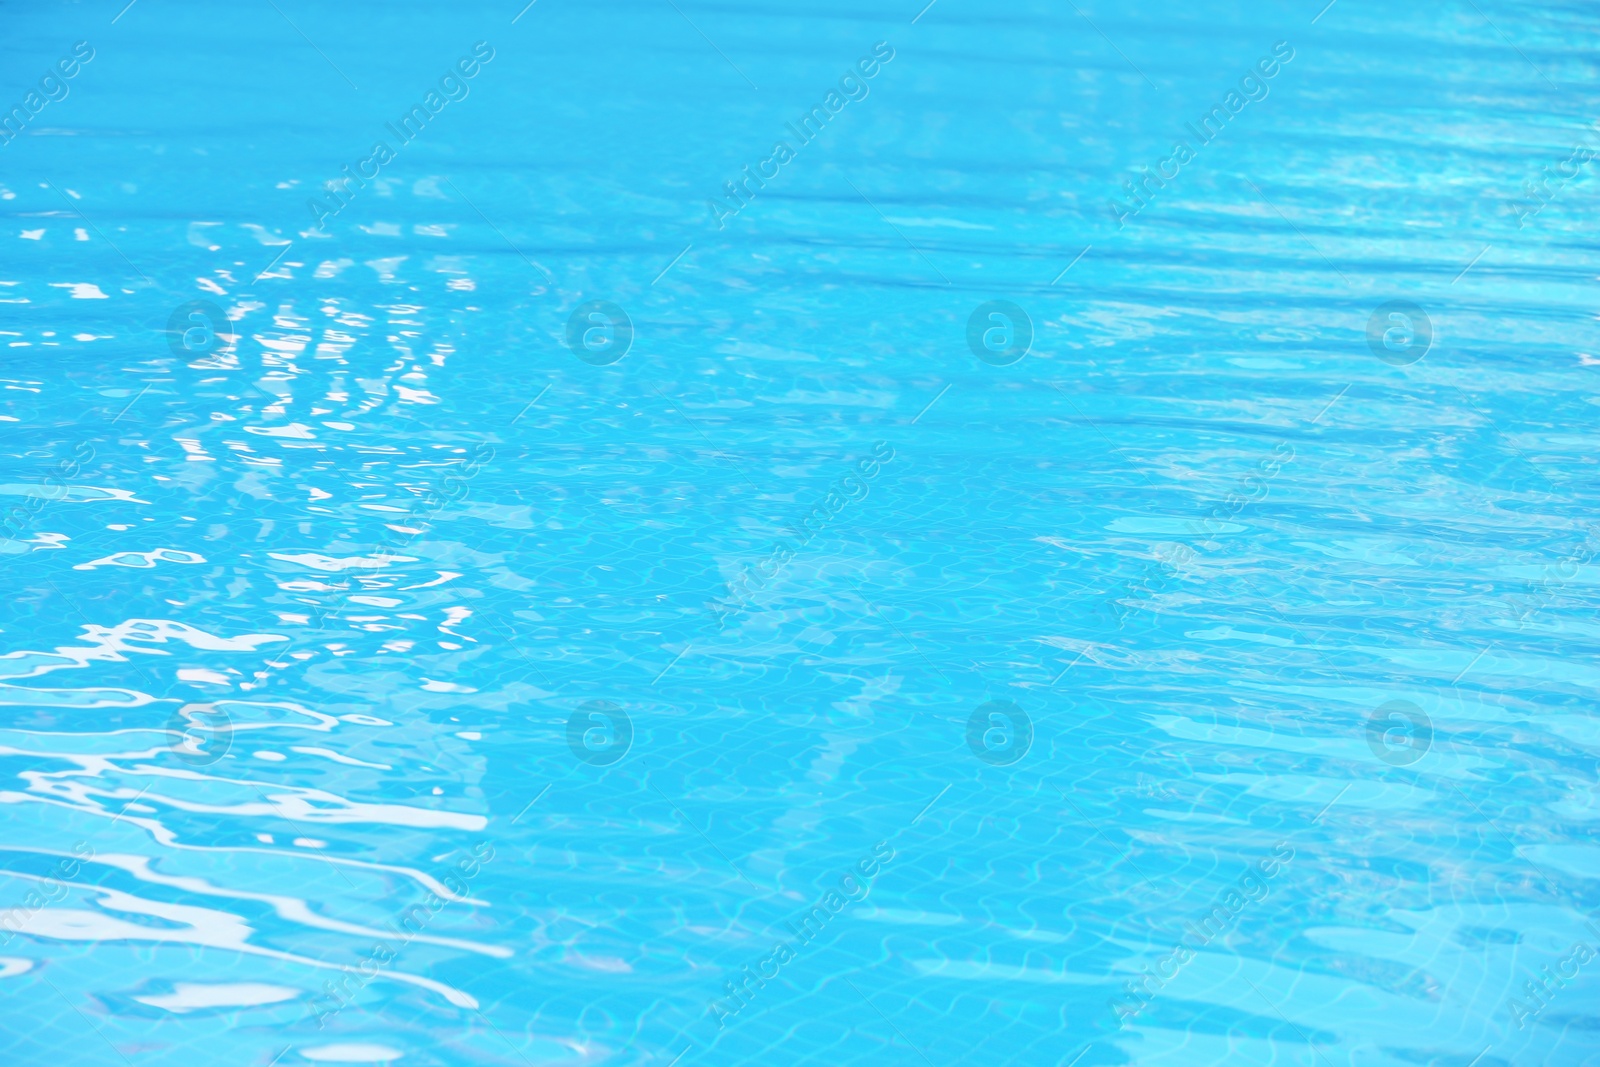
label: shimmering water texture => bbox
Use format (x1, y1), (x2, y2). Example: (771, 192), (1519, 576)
(1, 0), (1598, 1065)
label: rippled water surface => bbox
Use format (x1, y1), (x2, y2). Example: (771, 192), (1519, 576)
(2, 0), (1599, 1064)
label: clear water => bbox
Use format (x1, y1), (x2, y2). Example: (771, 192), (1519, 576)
(2, 0), (1598, 1064)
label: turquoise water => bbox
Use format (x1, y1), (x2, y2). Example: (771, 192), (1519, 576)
(2, 0), (1599, 1063)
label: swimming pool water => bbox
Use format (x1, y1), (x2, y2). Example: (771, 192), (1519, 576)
(2, 0), (1599, 1064)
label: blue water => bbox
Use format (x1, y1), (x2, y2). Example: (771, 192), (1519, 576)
(2, 0), (1599, 1063)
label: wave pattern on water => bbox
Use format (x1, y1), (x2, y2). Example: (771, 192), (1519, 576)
(0, 0), (1598, 1065)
